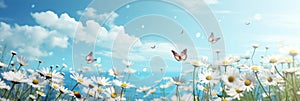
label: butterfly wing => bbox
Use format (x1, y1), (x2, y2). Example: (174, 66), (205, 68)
(180, 49), (187, 61)
(171, 50), (181, 61)
(208, 32), (215, 42)
(215, 37), (221, 42)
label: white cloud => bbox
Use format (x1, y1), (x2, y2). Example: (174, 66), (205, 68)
(0, 0), (7, 8)
(0, 11), (75, 59)
(78, 8), (118, 27)
(31, 11), (78, 36)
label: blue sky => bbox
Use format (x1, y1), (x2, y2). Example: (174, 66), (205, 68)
(0, 0), (300, 74)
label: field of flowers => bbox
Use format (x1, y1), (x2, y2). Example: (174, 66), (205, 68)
(0, 44), (299, 101)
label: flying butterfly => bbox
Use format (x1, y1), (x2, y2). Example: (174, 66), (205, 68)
(151, 45), (156, 49)
(86, 52), (97, 64)
(208, 32), (221, 44)
(171, 49), (187, 61)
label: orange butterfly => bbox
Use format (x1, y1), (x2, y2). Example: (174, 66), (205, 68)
(171, 49), (187, 61)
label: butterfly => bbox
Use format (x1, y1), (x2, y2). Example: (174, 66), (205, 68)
(180, 29), (184, 34)
(171, 49), (187, 61)
(86, 52), (97, 64)
(208, 32), (221, 44)
(245, 21), (251, 25)
(151, 45), (156, 49)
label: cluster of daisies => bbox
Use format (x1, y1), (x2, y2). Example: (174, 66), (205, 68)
(0, 44), (300, 101)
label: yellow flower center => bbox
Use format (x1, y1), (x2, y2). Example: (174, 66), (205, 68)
(203, 88), (208, 92)
(223, 99), (228, 101)
(60, 89), (66, 93)
(121, 83), (127, 88)
(74, 92), (81, 98)
(37, 91), (44, 96)
(97, 88), (103, 93)
(269, 58), (277, 63)
(235, 89), (243, 93)
(193, 61), (199, 67)
(150, 91), (155, 94)
(111, 92), (117, 98)
(114, 72), (119, 76)
(267, 77), (273, 82)
(251, 66), (259, 71)
(32, 79), (39, 85)
(46, 73), (52, 77)
(244, 80), (251, 86)
(53, 85), (59, 89)
(77, 78), (84, 83)
(289, 49), (298, 56)
(223, 60), (229, 65)
(285, 58), (293, 63)
(228, 76), (235, 83)
(206, 75), (212, 80)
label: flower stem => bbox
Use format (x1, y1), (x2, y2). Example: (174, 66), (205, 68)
(6, 83), (15, 99)
(274, 66), (292, 85)
(291, 73), (298, 101)
(176, 85), (181, 101)
(192, 67), (197, 101)
(54, 92), (62, 101)
(254, 72), (271, 100)
(45, 86), (53, 101)
(17, 64), (22, 71)
(84, 88), (90, 101)
(292, 56), (295, 67)
(251, 48), (256, 65)
(6, 55), (15, 71)
(120, 88), (125, 100)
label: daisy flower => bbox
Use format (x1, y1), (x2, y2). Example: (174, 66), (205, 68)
(36, 90), (46, 97)
(27, 73), (48, 89)
(108, 67), (123, 78)
(17, 56), (29, 66)
(0, 62), (7, 68)
(171, 76), (186, 86)
(59, 86), (70, 94)
(122, 60), (133, 67)
(137, 86), (151, 93)
(91, 76), (111, 86)
(261, 71), (278, 86)
(289, 49), (298, 56)
(104, 87), (122, 100)
(1, 71), (27, 83)
(113, 80), (135, 88)
(240, 72), (256, 92)
(37, 68), (64, 83)
(29, 94), (36, 100)
(123, 68), (137, 74)
(144, 88), (156, 98)
(50, 83), (60, 91)
(226, 83), (244, 100)
(69, 91), (84, 101)
(223, 67), (241, 87)
(0, 79), (10, 90)
(198, 70), (220, 85)
(70, 71), (93, 87)
(190, 56), (209, 67)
